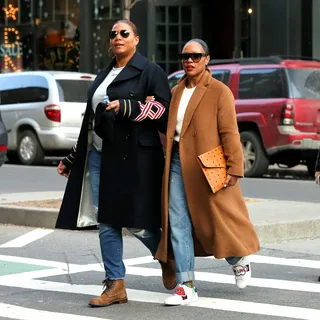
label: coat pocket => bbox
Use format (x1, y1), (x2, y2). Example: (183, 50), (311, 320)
(197, 145), (227, 193)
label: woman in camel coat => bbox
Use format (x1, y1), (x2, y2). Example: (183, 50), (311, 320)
(155, 39), (260, 306)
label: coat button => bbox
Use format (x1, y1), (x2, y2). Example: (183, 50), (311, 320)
(123, 155), (127, 160)
(130, 91), (134, 97)
(125, 134), (130, 139)
(193, 132), (196, 137)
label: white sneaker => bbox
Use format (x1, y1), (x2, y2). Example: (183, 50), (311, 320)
(232, 256), (251, 289)
(164, 284), (198, 306)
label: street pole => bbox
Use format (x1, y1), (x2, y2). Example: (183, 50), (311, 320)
(79, 0), (93, 73)
(234, 0), (242, 58)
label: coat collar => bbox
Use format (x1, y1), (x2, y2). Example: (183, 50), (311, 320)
(109, 52), (148, 84)
(167, 69), (212, 139)
(87, 52), (148, 101)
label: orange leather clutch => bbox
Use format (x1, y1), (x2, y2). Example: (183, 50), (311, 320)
(197, 145), (227, 193)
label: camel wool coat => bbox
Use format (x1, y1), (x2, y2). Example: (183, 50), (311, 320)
(155, 69), (260, 262)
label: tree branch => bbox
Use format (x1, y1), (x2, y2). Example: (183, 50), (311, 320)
(126, 0), (139, 10)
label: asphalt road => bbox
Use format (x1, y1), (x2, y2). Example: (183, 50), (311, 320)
(0, 163), (319, 203)
(0, 225), (319, 320)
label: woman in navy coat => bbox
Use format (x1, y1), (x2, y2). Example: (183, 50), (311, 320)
(56, 20), (176, 307)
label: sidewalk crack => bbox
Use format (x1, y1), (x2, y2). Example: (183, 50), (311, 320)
(63, 252), (73, 285)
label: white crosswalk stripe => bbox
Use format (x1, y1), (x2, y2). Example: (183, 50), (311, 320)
(0, 303), (108, 320)
(0, 253), (319, 319)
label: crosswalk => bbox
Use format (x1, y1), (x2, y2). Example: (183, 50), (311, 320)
(1, 251), (320, 320)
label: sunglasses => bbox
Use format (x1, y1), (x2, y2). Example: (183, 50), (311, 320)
(109, 30), (130, 40)
(178, 53), (208, 63)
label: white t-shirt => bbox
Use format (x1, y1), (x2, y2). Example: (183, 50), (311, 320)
(174, 87), (196, 142)
(91, 66), (124, 151)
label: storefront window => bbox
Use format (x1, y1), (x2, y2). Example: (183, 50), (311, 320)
(0, 0), (80, 73)
(94, 0), (121, 20)
(92, 0), (122, 73)
(39, 0), (80, 71)
(0, 0), (122, 73)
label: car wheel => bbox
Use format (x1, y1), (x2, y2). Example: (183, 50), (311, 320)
(240, 131), (269, 177)
(17, 130), (44, 165)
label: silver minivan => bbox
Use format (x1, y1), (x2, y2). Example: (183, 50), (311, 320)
(0, 71), (96, 165)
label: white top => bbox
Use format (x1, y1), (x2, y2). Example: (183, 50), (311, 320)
(91, 66), (124, 151)
(174, 87), (196, 142)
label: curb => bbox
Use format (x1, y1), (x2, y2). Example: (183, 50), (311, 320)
(0, 205), (58, 229)
(1, 204), (320, 244)
(254, 219), (320, 244)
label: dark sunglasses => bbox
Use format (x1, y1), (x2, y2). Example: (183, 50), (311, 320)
(178, 53), (208, 63)
(109, 30), (130, 40)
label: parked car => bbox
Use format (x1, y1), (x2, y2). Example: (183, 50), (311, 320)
(0, 110), (7, 166)
(0, 71), (96, 165)
(168, 56), (320, 177)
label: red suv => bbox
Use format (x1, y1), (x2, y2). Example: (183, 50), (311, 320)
(168, 56), (320, 177)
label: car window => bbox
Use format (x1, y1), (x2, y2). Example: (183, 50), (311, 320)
(239, 68), (286, 99)
(56, 80), (93, 102)
(211, 70), (230, 86)
(287, 68), (320, 99)
(168, 73), (184, 89)
(0, 75), (49, 105)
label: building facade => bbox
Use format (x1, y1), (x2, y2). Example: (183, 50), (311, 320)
(0, 0), (318, 75)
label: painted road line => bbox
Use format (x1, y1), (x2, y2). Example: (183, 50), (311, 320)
(2, 262), (320, 295)
(1, 279), (319, 320)
(126, 266), (320, 294)
(3, 253), (320, 270)
(0, 260), (53, 277)
(0, 254), (74, 269)
(0, 303), (109, 320)
(0, 254), (154, 271)
(2, 254), (320, 294)
(0, 229), (54, 248)
(206, 254), (320, 269)
(126, 254), (320, 269)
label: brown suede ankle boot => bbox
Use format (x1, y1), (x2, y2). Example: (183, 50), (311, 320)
(160, 259), (177, 290)
(89, 279), (128, 307)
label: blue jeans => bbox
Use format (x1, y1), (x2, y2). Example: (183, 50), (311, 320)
(88, 148), (101, 211)
(169, 150), (240, 283)
(88, 148), (161, 280)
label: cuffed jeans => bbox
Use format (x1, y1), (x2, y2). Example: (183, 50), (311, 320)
(169, 150), (240, 284)
(88, 147), (161, 280)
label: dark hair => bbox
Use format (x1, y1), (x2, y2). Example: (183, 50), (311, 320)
(183, 38), (209, 54)
(113, 19), (139, 37)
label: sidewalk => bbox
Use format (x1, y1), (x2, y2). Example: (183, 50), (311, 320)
(0, 192), (319, 245)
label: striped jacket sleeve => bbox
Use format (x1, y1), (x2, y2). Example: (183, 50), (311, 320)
(117, 63), (171, 126)
(62, 143), (77, 168)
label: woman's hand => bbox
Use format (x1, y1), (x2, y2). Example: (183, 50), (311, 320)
(315, 171), (320, 184)
(57, 161), (70, 178)
(105, 97), (154, 115)
(146, 96), (155, 103)
(224, 174), (239, 188)
(105, 100), (120, 114)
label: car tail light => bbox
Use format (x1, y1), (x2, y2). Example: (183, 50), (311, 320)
(281, 103), (294, 125)
(0, 145), (7, 152)
(44, 104), (61, 122)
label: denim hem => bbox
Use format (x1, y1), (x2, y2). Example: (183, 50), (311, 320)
(107, 277), (125, 280)
(226, 257), (241, 265)
(176, 271), (195, 283)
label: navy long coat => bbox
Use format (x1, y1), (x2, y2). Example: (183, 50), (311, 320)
(56, 52), (171, 230)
